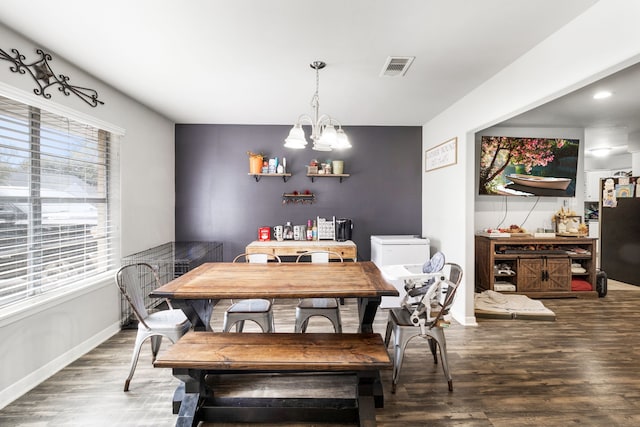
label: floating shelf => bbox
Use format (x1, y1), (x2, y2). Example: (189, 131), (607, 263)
(307, 173), (350, 183)
(249, 173), (291, 182)
(282, 193), (315, 205)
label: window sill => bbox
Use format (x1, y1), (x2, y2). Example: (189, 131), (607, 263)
(0, 270), (116, 328)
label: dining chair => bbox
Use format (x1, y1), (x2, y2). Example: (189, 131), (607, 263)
(223, 253), (280, 332)
(384, 262), (463, 393)
(294, 250), (343, 333)
(115, 263), (192, 391)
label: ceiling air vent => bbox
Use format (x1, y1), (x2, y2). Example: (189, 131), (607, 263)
(380, 56), (415, 77)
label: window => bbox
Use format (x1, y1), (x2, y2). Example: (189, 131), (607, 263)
(0, 95), (118, 308)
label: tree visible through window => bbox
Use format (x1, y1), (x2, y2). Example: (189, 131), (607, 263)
(0, 95), (116, 308)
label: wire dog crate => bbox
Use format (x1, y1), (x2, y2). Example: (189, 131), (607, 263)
(119, 241), (222, 327)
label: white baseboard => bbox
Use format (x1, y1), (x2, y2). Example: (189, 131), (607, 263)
(0, 321), (121, 410)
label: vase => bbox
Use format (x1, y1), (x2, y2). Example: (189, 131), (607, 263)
(249, 155), (262, 174)
(332, 160), (344, 175)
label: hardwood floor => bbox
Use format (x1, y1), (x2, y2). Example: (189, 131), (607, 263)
(1, 282), (640, 426)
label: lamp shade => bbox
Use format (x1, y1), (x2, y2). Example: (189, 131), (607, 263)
(335, 128), (351, 149)
(319, 124), (337, 148)
(284, 124), (307, 149)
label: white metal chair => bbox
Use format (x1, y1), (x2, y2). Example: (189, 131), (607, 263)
(115, 263), (192, 392)
(384, 263), (463, 393)
(294, 250), (343, 333)
(223, 253), (279, 332)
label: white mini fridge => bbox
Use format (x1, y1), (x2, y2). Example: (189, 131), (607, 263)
(370, 235), (430, 308)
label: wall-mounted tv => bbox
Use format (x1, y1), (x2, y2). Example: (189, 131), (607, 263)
(479, 136), (580, 197)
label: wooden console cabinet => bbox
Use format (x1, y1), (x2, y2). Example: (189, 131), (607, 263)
(475, 235), (597, 298)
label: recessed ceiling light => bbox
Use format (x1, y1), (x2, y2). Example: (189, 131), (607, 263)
(590, 147), (612, 157)
(593, 91), (612, 100)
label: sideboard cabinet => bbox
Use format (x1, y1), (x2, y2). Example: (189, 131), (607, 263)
(475, 235), (597, 298)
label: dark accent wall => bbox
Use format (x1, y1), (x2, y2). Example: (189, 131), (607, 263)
(175, 124), (422, 261)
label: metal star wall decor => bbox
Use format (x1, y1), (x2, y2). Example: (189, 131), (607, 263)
(0, 47), (104, 107)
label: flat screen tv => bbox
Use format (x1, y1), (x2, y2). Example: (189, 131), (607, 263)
(479, 136), (580, 197)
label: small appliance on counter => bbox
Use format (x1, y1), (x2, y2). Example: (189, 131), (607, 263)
(335, 218), (353, 242)
(316, 216), (336, 240)
(258, 226), (271, 241)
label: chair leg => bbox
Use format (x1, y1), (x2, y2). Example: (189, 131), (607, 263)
(428, 337), (438, 364)
(225, 315), (275, 333)
(296, 312), (341, 333)
(333, 309), (343, 333)
(429, 328), (453, 391)
(384, 318), (393, 347)
(294, 311), (308, 333)
(392, 340), (402, 393)
(268, 311), (275, 332)
(255, 316), (273, 333)
(391, 327), (411, 394)
(124, 331), (146, 392)
(150, 335), (163, 362)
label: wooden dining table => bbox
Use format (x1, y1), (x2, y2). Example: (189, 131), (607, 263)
(150, 261), (398, 333)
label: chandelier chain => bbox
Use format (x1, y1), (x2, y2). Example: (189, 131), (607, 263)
(311, 64), (320, 111)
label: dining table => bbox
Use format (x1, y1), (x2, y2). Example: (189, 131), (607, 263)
(150, 260), (398, 333)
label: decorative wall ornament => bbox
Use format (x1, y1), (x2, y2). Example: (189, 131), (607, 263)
(425, 137), (457, 172)
(0, 47), (104, 107)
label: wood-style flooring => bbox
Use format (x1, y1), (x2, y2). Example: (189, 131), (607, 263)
(1, 281), (640, 426)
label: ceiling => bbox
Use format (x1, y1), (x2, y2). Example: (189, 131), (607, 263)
(499, 60), (640, 158)
(0, 0), (600, 127)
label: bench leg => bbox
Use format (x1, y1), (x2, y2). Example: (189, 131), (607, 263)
(172, 368), (208, 426)
(176, 392), (200, 427)
(358, 392), (376, 427)
(357, 371), (381, 427)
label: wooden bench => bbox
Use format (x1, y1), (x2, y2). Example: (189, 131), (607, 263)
(154, 331), (392, 427)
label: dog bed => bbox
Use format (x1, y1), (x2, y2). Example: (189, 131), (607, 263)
(475, 290), (556, 321)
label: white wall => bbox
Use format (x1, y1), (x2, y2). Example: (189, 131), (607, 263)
(422, 0), (640, 326)
(585, 153), (631, 172)
(0, 23), (175, 407)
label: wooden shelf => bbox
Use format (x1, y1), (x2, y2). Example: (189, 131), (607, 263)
(307, 173), (350, 183)
(249, 173), (291, 182)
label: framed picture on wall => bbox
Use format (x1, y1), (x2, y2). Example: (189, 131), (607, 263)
(425, 137), (457, 172)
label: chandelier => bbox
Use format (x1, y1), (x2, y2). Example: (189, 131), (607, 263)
(284, 61), (351, 151)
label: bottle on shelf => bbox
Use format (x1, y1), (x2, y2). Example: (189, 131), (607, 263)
(312, 220), (318, 241)
(284, 221), (293, 240)
(306, 219), (313, 240)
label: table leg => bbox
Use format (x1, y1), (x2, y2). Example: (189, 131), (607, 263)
(357, 296), (381, 334)
(171, 299), (216, 331)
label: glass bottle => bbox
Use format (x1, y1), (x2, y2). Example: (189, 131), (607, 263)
(284, 221), (293, 240)
(306, 219), (313, 240)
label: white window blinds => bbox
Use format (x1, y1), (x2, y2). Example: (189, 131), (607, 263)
(0, 94), (117, 308)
